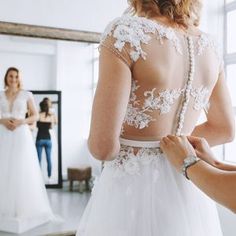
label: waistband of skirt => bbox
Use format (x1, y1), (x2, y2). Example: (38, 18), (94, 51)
(119, 138), (161, 148)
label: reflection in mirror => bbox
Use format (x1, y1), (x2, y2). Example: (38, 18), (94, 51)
(0, 68), (54, 234)
(32, 91), (62, 188)
(0, 34), (99, 183)
(0, 29), (101, 235)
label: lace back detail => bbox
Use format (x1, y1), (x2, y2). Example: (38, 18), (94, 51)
(123, 79), (210, 130)
(100, 15), (183, 63)
(105, 144), (163, 177)
(176, 36), (195, 135)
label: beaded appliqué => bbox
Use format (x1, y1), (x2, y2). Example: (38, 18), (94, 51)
(176, 36), (195, 135)
(123, 80), (210, 130)
(144, 88), (183, 114)
(196, 33), (220, 57)
(191, 86), (210, 110)
(100, 15), (183, 62)
(104, 144), (163, 177)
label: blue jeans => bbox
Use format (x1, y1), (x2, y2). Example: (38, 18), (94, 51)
(36, 139), (52, 177)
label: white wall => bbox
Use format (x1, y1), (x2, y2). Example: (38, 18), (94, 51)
(0, 35), (55, 90)
(0, 0), (127, 33)
(55, 41), (99, 176)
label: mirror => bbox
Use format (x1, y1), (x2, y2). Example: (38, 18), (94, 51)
(31, 90), (62, 188)
(0, 22), (100, 235)
(0, 31), (99, 190)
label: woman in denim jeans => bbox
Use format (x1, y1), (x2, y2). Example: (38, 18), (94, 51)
(36, 98), (57, 179)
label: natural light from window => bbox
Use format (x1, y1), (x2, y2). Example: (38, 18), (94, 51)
(224, 0), (236, 163)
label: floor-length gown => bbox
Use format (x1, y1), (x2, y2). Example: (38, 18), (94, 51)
(0, 90), (53, 234)
(77, 15), (223, 236)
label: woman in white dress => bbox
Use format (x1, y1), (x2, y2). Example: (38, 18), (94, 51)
(77, 0), (235, 235)
(0, 67), (53, 234)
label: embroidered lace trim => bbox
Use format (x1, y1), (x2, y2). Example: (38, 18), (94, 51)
(123, 80), (210, 129)
(100, 16), (220, 66)
(104, 144), (163, 177)
(100, 15), (183, 63)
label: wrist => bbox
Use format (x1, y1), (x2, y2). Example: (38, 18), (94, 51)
(181, 155), (200, 180)
(185, 160), (202, 180)
(212, 160), (223, 169)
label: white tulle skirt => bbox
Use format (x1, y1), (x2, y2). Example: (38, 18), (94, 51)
(76, 138), (222, 236)
(0, 124), (53, 234)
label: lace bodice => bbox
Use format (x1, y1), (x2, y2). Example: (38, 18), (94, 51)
(124, 80), (209, 130)
(0, 90), (33, 119)
(100, 15), (223, 137)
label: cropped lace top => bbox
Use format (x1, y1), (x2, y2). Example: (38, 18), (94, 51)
(100, 15), (223, 136)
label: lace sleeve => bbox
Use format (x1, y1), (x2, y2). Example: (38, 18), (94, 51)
(99, 35), (132, 68)
(99, 16), (152, 68)
(27, 91), (34, 101)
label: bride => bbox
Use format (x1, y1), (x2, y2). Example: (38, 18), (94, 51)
(77, 0), (234, 235)
(0, 67), (53, 233)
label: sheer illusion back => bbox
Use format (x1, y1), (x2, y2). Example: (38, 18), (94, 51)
(100, 15), (222, 140)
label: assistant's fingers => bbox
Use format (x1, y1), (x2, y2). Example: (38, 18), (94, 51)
(166, 135), (179, 143)
(187, 136), (202, 146)
(181, 135), (190, 143)
(160, 137), (168, 146)
(160, 136), (172, 150)
(160, 139), (166, 152)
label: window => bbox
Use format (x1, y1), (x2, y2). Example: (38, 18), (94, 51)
(224, 0), (236, 163)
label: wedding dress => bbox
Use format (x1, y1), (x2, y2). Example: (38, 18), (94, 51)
(77, 15), (223, 236)
(0, 90), (54, 233)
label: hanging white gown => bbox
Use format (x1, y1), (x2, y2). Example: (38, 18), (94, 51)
(0, 90), (53, 234)
(76, 15), (224, 236)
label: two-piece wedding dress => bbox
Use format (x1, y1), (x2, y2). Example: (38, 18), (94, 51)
(77, 15), (223, 236)
(0, 90), (53, 233)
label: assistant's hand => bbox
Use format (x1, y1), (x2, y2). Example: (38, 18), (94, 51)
(160, 135), (196, 172)
(187, 136), (219, 167)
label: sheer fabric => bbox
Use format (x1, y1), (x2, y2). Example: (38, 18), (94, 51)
(100, 15), (222, 139)
(77, 15), (223, 236)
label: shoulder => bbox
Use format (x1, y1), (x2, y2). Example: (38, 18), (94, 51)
(0, 90), (4, 100)
(101, 15), (155, 35)
(196, 32), (223, 71)
(100, 15), (157, 62)
(21, 90), (34, 100)
(196, 32), (219, 55)
(100, 15), (157, 44)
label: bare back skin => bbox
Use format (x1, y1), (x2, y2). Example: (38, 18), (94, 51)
(88, 15), (235, 160)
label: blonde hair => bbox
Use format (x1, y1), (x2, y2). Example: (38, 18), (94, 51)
(4, 67), (22, 89)
(128, 0), (202, 28)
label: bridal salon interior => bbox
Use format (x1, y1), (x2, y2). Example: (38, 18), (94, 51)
(0, 0), (236, 236)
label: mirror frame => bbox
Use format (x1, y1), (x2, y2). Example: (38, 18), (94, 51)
(0, 21), (101, 43)
(32, 90), (62, 189)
